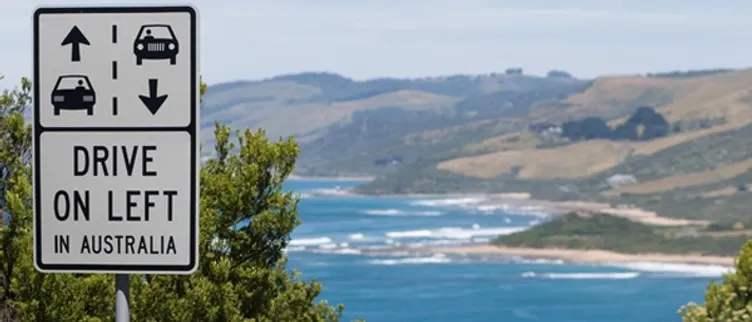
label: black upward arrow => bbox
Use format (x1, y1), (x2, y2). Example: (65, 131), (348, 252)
(139, 79), (168, 115)
(61, 26), (90, 62)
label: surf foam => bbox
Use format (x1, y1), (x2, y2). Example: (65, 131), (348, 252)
(521, 272), (640, 279)
(410, 197), (485, 207)
(348, 233), (365, 240)
(289, 237), (333, 246)
(368, 254), (451, 265)
(385, 226), (527, 240)
(362, 209), (443, 216)
(608, 262), (733, 278)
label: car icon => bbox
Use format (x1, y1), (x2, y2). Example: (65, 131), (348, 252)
(51, 75), (96, 116)
(134, 24), (179, 65)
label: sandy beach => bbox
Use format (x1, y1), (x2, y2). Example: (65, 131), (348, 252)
(320, 184), (709, 227)
(396, 245), (736, 266)
(480, 195), (711, 226)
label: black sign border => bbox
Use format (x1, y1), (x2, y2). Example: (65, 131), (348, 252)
(33, 5), (198, 274)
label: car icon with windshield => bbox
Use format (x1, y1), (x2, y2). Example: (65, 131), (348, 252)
(51, 75), (95, 116)
(134, 24), (179, 65)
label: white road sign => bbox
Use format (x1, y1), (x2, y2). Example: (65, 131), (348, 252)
(32, 5), (199, 274)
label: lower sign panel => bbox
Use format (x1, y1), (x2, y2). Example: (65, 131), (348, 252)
(35, 131), (196, 273)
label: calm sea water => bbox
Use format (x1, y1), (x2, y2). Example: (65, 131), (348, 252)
(284, 179), (727, 322)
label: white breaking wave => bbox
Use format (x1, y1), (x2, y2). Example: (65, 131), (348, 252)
(362, 209), (443, 216)
(476, 205), (502, 212)
(313, 247), (362, 255)
(521, 272), (640, 279)
(307, 187), (354, 197)
(368, 254), (451, 265)
(289, 237), (333, 246)
(608, 262), (733, 278)
(410, 197), (485, 207)
(319, 243), (338, 250)
(284, 245), (307, 252)
(519, 258), (566, 265)
(409, 197), (552, 217)
(386, 230), (432, 238)
(385, 226), (527, 240)
(348, 233), (365, 240)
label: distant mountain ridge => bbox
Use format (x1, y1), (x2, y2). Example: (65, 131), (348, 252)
(207, 71), (587, 102)
(199, 67), (752, 226)
(200, 71), (590, 168)
(197, 67), (752, 266)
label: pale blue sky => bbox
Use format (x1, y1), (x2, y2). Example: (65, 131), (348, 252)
(2, 0), (752, 88)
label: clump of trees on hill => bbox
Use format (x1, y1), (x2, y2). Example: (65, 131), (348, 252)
(546, 70), (573, 78)
(505, 67), (523, 75)
(559, 106), (670, 142)
(0, 75), (355, 321)
(647, 68), (734, 79)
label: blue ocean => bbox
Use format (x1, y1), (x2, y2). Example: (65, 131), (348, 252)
(285, 179), (728, 322)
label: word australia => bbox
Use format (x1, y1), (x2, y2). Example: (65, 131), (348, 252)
(54, 234), (177, 255)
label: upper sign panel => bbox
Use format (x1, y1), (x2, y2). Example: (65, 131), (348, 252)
(34, 6), (197, 128)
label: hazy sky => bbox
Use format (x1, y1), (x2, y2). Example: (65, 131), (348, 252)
(2, 0), (752, 88)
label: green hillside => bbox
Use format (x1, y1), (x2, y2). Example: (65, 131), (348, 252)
(201, 68), (752, 230)
(352, 69), (752, 223)
(199, 71), (590, 172)
(493, 212), (747, 256)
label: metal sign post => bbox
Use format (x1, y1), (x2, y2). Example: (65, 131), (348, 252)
(116, 274), (130, 321)
(32, 5), (200, 321)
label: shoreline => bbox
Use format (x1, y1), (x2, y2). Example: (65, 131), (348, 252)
(389, 245), (736, 267)
(481, 196), (710, 226)
(293, 179), (735, 267)
(304, 185), (705, 226)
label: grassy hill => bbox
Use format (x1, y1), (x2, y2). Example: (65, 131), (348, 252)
(200, 71), (590, 173)
(200, 68), (752, 229)
(356, 68), (752, 186)
(356, 69), (752, 227)
(528, 68), (752, 127)
(436, 69), (752, 179)
(198, 67), (752, 255)
(493, 212), (748, 256)
(201, 72), (584, 141)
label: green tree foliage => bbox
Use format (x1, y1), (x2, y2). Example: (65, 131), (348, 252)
(0, 75), (353, 321)
(680, 240), (752, 322)
(560, 106), (669, 142)
(493, 212), (747, 256)
(614, 106), (669, 141)
(0, 75), (33, 322)
(546, 70), (573, 78)
(561, 117), (611, 141)
(647, 69), (734, 79)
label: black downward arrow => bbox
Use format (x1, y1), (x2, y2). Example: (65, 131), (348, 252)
(61, 26), (90, 62)
(139, 79), (168, 115)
